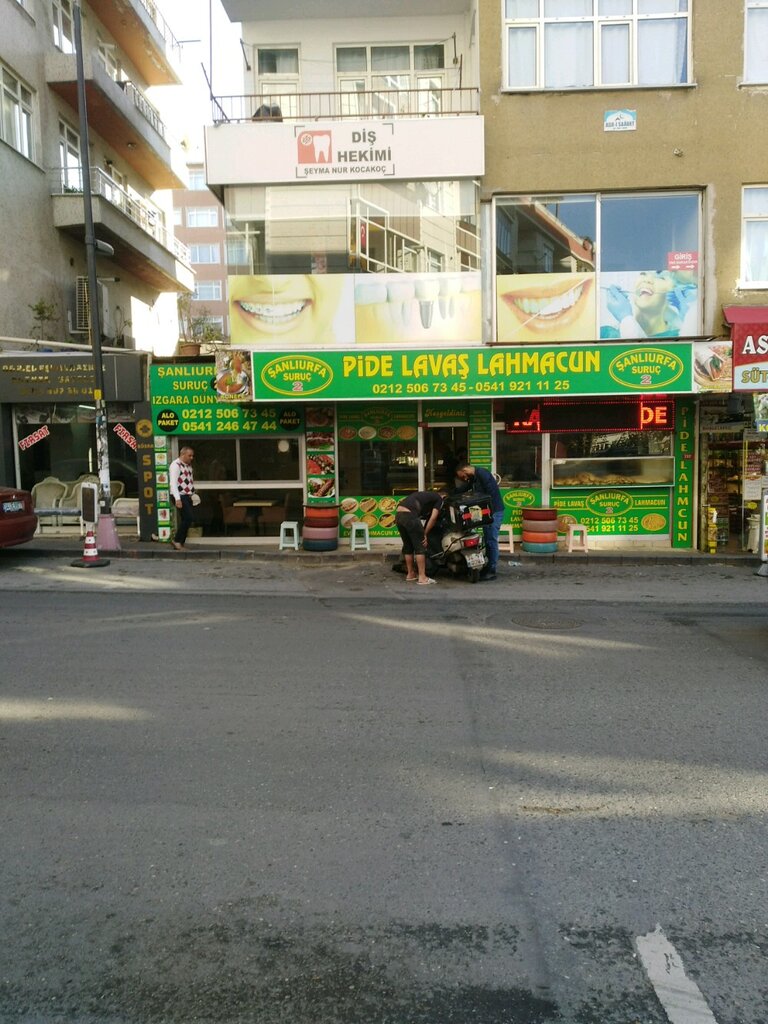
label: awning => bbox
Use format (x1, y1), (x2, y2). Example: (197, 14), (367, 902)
(723, 305), (768, 325)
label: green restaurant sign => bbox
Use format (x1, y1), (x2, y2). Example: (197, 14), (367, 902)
(251, 345), (693, 401)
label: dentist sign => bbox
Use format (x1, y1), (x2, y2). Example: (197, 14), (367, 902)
(204, 117), (485, 185)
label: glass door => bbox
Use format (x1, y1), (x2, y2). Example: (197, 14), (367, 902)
(423, 425), (467, 491)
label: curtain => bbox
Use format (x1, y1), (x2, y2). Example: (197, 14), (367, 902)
(545, 23), (594, 88)
(638, 18), (687, 85)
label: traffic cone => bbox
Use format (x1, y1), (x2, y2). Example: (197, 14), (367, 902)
(71, 527), (110, 568)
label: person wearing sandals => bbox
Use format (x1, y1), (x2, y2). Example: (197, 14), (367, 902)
(395, 490), (444, 585)
(169, 446), (196, 551)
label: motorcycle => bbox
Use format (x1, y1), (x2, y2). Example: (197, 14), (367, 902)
(433, 492), (491, 583)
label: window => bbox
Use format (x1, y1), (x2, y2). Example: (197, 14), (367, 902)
(187, 168), (207, 190)
(193, 314), (224, 338)
(335, 43), (446, 115)
(256, 48), (299, 118)
(52, 0), (74, 54)
(745, 1), (768, 82)
(58, 120), (80, 188)
(258, 48), (299, 75)
(186, 206), (219, 228)
(193, 280), (223, 301)
(504, 0), (689, 90)
(1, 64), (34, 160)
(741, 186), (768, 287)
(189, 243), (220, 264)
(495, 190), (701, 342)
(97, 36), (121, 81)
(173, 207), (182, 226)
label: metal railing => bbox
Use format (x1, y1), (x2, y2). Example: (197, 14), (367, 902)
(212, 87), (481, 124)
(50, 167), (191, 266)
(121, 80), (167, 140)
(135, 0), (182, 65)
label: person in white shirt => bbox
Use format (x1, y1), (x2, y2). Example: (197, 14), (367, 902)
(169, 446), (196, 550)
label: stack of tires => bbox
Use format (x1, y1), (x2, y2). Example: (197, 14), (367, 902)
(521, 507), (559, 555)
(302, 504), (339, 552)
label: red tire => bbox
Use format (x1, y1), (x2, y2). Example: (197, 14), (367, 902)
(522, 530), (557, 544)
(521, 518), (559, 533)
(304, 505), (339, 520)
(522, 508), (559, 521)
(303, 515), (339, 528)
(301, 525), (339, 541)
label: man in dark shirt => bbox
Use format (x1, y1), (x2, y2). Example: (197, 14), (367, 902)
(395, 490), (444, 585)
(455, 463), (504, 580)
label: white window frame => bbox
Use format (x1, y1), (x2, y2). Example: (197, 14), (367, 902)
(502, 0), (691, 92)
(335, 43), (447, 114)
(257, 48), (300, 118)
(193, 280), (223, 301)
(187, 168), (207, 190)
(192, 314), (225, 338)
(58, 120), (80, 188)
(172, 207), (182, 226)
(186, 206), (219, 228)
(52, 0), (74, 54)
(740, 186), (768, 289)
(189, 243), (221, 264)
(745, 1), (768, 83)
(1, 63), (35, 160)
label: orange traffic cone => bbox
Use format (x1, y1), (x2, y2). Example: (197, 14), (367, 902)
(71, 527), (110, 568)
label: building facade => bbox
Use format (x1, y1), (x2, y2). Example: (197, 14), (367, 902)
(0, 0), (194, 499)
(146, 0), (768, 552)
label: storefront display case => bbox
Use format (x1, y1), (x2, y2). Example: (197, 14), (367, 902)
(551, 456), (675, 488)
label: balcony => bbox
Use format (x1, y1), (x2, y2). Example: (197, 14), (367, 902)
(50, 168), (194, 293)
(212, 86), (480, 124)
(87, 0), (182, 86)
(47, 51), (184, 189)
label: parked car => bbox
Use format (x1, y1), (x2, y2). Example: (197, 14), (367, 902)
(0, 486), (37, 548)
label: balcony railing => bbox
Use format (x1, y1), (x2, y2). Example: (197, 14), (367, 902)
(50, 167), (190, 266)
(135, 0), (182, 65)
(212, 87), (481, 124)
(120, 79), (167, 141)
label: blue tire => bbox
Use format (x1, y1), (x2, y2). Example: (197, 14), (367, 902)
(521, 541), (558, 554)
(302, 538), (339, 551)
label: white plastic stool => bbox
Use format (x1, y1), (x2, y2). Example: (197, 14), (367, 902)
(567, 522), (589, 553)
(501, 523), (515, 554)
(279, 520), (300, 550)
(349, 520), (370, 551)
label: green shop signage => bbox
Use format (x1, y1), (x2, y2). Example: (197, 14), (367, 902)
(251, 345), (693, 401)
(150, 364), (303, 435)
(552, 488), (671, 536)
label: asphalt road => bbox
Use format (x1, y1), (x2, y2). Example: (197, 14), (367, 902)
(0, 554), (766, 1023)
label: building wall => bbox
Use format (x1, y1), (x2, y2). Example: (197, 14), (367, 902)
(478, 0), (768, 337)
(173, 165), (229, 337)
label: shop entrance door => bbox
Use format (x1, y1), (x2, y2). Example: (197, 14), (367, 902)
(423, 425), (467, 491)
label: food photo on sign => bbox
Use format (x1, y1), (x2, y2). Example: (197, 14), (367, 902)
(214, 350), (252, 400)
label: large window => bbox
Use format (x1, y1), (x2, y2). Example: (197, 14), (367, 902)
(193, 280), (223, 301)
(336, 43), (446, 114)
(58, 120), (80, 188)
(188, 168), (207, 190)
(746, 1), (768, 82)
(504, 0), (689, 90)
(187, 207), (219, 228)
(495, 190), (700, 342)
(1, 64), (34, 160)
(189, 243), (220, 264)
(741, 186), (768, 287)
(256, 48), (299, 118)
(52, 0), (74, 54)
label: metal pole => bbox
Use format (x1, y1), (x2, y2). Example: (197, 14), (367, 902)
(73, 2), (120, 551)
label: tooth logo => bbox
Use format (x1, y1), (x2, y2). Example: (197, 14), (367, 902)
(298, 131), (332, 164)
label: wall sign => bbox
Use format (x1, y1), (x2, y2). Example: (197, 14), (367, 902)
(0, 354), (143, 402)
(251, 344), (694, 402)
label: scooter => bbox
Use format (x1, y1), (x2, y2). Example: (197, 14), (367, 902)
(431, 493), (492, 583)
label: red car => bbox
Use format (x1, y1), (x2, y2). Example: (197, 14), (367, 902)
(0, 486), (38, 548)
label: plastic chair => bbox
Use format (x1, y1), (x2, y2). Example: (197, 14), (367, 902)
(31, 477), (67, 531)
(279, 521), (300, 550)
(112, 497), (140, 536)
(567, 523), (589, 552)
(349, 520), (370, 551)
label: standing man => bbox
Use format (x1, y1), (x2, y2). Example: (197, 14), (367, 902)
(395, 490), (444, 585)
(169, 445), (196, 551)
(455, 463), (504, 581)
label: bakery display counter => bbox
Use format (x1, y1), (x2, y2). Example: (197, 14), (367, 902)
(551, 456), (674, 488)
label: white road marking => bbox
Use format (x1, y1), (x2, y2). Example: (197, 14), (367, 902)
(635, 925), (719, 1024)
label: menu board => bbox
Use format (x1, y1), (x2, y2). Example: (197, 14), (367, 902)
(337, 402), (417, 443)
(305, 406), (337, 503)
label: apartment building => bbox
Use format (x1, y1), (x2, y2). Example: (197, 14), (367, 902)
(0, 0), (193, 495)
(145, 0), (768, 552)
(173, 162), (229, 347)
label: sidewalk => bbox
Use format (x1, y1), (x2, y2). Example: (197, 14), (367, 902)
(10, 533), (760, 567)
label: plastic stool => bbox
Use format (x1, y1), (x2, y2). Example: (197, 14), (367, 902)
(747, 515), (760, 553)
(279, 520), (300, 550)
(349, 520), (370, 551)
(501, 523), (515, 554)
(567, 522), (589, 553)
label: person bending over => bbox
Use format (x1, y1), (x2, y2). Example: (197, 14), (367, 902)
(395, 490), (444, 586)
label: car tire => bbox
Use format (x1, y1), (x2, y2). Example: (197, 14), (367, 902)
(301, 538), (339, 551)
(522, 530), (557, 544)
(521, 508), (559, 521)
(520, 518), (560, 533)
(301, 525), (339, 541)
(521, 540), (559, 554)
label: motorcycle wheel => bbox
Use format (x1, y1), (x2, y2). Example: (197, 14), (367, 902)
(470, 567), (481, 583)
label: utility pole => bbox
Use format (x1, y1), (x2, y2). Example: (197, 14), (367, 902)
(73, 1), (120, 551)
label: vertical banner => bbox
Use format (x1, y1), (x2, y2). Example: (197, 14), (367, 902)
(672, 398), (695, 549)
(133, 403), (157, 543)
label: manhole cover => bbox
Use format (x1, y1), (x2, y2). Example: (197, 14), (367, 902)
(509, 614), (580, 630)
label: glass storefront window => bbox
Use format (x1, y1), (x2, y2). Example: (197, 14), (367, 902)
(496, 432), (542, 486)
(338, 441), (418, 496)
(179, 436), (301, 482)
(550, 430), (672, 458)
